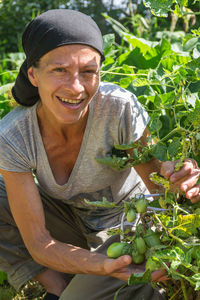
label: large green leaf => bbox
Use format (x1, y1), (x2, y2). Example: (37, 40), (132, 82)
(120, 32), (157, 54)
(143, 0), (174, 17)
(183, 37), (199, 52)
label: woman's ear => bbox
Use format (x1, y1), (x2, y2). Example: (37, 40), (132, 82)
(27, 67), (38, 87)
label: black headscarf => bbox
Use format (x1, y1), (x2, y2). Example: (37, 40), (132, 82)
(12, 9), (105, 106)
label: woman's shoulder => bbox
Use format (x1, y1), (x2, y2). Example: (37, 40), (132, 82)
(98, 82), (137, 104)
(0, 104), (36, 136)
(95, 82), (148, 121)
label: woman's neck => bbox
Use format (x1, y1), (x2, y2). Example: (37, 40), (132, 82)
(36, 102), (89, 141)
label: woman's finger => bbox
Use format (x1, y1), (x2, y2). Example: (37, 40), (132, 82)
(170, 159), (199, 183)
(151, 269), (168, 282)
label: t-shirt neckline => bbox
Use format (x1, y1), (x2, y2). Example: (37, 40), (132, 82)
(32, 99), (95, 187)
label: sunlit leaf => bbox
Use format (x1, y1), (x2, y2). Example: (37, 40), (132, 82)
(143, 0), (174, 17)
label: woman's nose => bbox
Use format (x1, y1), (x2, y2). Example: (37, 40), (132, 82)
(65, 74), (85, 94)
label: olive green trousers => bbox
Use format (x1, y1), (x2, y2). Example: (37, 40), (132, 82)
(0, 176), (166, 299)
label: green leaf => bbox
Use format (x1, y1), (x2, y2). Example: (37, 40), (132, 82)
(114, 142), (137, 150)
(193, 44), (200, 59)
(84, 197), (117, 208)
(186, 93), (199, 107)
(152, 143), (168, 161)
(183, 37), (199, 52)
(95, 156), (129, 170)
(189, 81), (200, 93)
(102, 13), (128, 38)
(119, 32), (154, 54)
(118, 40), (167, 69)
(192, 28), (200, 37)
(153, 247), (185, 262)
(103, 34), (115, 55)
(150, 118), (163, 132)
(195, 281), (200, 291)
(170, 260), (181, 270)
(178, 214), (200, 228)
(159, 92), (176, 107)
(192, 273), (200, 281)
(0, 271), (7, 284)
(176, 0), (188, 7)
(185, 248), (193, 265)
(119, 77), (133, 89)
(168, 138), (181, 157)
(154, 94), (163, 108)
(132, 78), (149, 87)
(143, 0), (174, 17)
(128, 269), (151, 285)
(186, 105), (200, 127)
(161, 58), (176, 71)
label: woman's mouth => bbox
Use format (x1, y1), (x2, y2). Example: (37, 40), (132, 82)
(57, 96), (84, 108)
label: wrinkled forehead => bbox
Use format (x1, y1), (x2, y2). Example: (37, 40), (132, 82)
(38, 44), (102, 67)
(22, 9), (105, 68)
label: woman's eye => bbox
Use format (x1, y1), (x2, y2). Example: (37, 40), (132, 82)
(54, 68), (66, 73)
(84, 70), (97, 75)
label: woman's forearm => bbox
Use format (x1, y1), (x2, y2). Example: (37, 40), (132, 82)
(29, 234), (106, 275)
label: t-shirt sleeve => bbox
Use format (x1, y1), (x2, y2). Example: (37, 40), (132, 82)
(0, 132), (31, 172)
(119, 93), (150, 144)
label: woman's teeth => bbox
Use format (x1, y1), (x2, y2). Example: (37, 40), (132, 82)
(59, 97), (82, 104)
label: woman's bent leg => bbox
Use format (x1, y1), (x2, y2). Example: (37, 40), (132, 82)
(0, 175), (88, 291)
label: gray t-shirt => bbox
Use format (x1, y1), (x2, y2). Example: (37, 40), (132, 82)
(0, 82), (149, 233)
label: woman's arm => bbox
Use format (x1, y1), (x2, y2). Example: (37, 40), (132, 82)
(131, 128), (200, 200)
(126, 128), (162, 193)
(2, 169), (162, 282)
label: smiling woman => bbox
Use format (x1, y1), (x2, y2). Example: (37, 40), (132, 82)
(0, 7), (198, 300)
(12, 9), (105, 106)
(27, 45), (101, 126)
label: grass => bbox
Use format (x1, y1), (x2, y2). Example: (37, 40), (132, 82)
(0, 281), (46, 300)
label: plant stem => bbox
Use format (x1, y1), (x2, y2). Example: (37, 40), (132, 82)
(157, 127), (184, 143)
(100, 70), (147, 76)
(177, 206), (190, 215)
(168, 286), (182, 300)
(181, 279), (188, 300)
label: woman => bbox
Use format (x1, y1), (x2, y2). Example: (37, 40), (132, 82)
(0, 9), (199, 300)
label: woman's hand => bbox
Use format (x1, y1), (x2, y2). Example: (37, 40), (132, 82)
(102, 255), (168, 283)
(103, 255), (135, 281)
(161, 159), (200, 203)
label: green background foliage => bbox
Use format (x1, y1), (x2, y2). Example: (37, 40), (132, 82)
(0, 0), (131, 53)
(0, 0), (200, 54)
(0, 0), (200, 298)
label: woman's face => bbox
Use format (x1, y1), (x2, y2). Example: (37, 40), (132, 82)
(28, 44), (101, 126)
